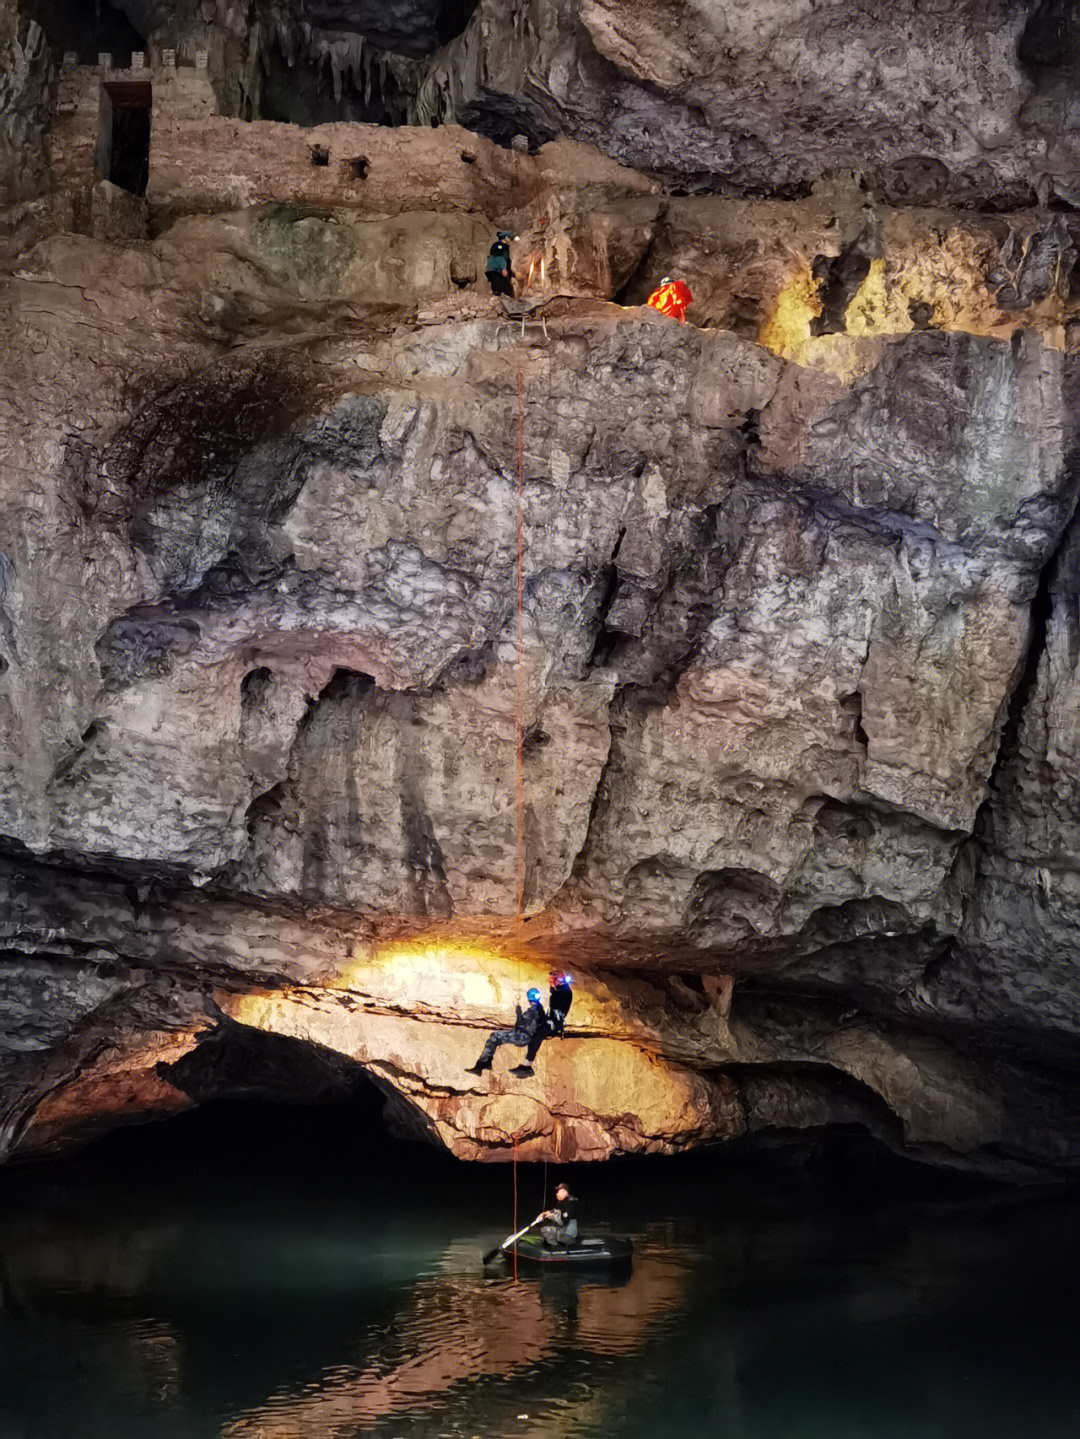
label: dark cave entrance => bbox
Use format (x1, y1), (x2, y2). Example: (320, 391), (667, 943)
(29, 0), (144, 67)
(257, 39), (410, 127)
(255, 1), (481, 127)
(433, 0), (480, 47)
(0, 1021), (445, 1197)
(100, 79), (151, 196)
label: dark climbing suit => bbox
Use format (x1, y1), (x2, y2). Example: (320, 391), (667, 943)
(485, 240), (514, 296)
(474, 999), (547, 1069)
(547, 981), (572, 1037)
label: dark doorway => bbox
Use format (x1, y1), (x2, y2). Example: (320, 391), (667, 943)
(101, 80), (151, 196)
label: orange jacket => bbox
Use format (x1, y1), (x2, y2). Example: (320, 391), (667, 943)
(646, 279), (693, 322)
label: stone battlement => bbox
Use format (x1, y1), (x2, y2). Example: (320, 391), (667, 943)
(46, 61), (652, 240)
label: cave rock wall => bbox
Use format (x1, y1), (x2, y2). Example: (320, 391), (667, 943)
(2, 4), (1080, 1176)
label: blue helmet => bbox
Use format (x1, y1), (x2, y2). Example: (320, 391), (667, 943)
(526, 987), (541, 1004)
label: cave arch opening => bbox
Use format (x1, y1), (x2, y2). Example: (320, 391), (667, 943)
(152, 1019), (444, 1169)
(3, 1019), (465, 1200)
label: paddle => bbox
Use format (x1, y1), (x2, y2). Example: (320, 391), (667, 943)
(482, 1213), (545, 1266)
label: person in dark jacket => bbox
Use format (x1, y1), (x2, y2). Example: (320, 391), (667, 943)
(539, 1182), (579, 1248)
(485, 230), (515, 296)
(466, 986), (546, 1075)
(547, 972), (572, 1036)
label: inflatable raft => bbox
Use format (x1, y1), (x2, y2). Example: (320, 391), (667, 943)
(503, 1233), (633, 1268)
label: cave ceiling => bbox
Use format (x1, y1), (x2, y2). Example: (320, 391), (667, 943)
(286, 0), (474, 55)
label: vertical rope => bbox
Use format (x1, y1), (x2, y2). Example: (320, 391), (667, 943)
(512, 369), (526, 1284)
(515, 369), (525, 921)
(513, 1135), (519, 1283)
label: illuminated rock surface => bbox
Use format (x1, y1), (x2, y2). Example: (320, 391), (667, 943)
(2, 0), (1080, 1175)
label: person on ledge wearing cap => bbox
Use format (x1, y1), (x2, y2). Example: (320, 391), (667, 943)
(646, 275), (693, 322)
(485, 230), (515, 296)
(547, 971), (573, 1037)
(465, 985), (546, 1077)
(539, 1182), (579, 1249)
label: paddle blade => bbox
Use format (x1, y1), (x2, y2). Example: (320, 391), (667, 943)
(482, 1214), (543, 1265)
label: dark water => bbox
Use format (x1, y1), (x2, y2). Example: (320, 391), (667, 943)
(1, 1090), (1078, 1439)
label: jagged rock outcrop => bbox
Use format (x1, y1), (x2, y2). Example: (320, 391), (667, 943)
(414, 0), (1080, 208)
(3, 2), (1080, 1176)
(0, 7), (50, 205)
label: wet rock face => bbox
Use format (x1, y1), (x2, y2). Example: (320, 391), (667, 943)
(4, 4), (1080, 1174)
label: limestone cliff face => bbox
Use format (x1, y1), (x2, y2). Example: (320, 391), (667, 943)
(2, 1), (1080, 1175)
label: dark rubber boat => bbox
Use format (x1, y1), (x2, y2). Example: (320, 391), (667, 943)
(503, 1234), (633, 1268)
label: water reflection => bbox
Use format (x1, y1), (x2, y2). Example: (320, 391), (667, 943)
(0, 1180), (694, 1439)
(222, 1245), (686, 1438)
(1, 1131), (1078, 1439)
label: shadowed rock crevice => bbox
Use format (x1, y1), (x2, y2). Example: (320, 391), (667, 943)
(1019, 0), (1080, 70)
(809, 217), (882, 336)
(158, 1016), (363, 1103)
(724, 1060), (908, 1150)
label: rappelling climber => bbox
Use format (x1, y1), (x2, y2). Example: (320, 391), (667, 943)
(547, 971), (572, 1036)
(485, 230), (516, 297)
(539, 1181), (579, 1249)
(465, 985), (547, 1077)
(646, 275), (693, 322)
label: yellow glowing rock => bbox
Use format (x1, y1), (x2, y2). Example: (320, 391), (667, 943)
(758, 267), (819, 357)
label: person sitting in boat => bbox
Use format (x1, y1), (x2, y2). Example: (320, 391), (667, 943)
(547, 971), (572, 1036)
(539, 1182), (579, 1249)
(465, 986), (547, 1077)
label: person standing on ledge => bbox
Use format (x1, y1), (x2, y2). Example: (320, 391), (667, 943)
(547, 971), (572, 1036)
(539, 1182), (579, 1249)
(485, 230), (515, 296)
(466, 985), (546, 1077)
(646, 275), (693, 322)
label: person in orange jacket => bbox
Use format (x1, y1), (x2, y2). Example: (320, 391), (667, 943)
(646, 276), (693, 322)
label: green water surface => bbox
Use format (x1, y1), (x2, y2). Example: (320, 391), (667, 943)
(0, 1092), (1077, 1439)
